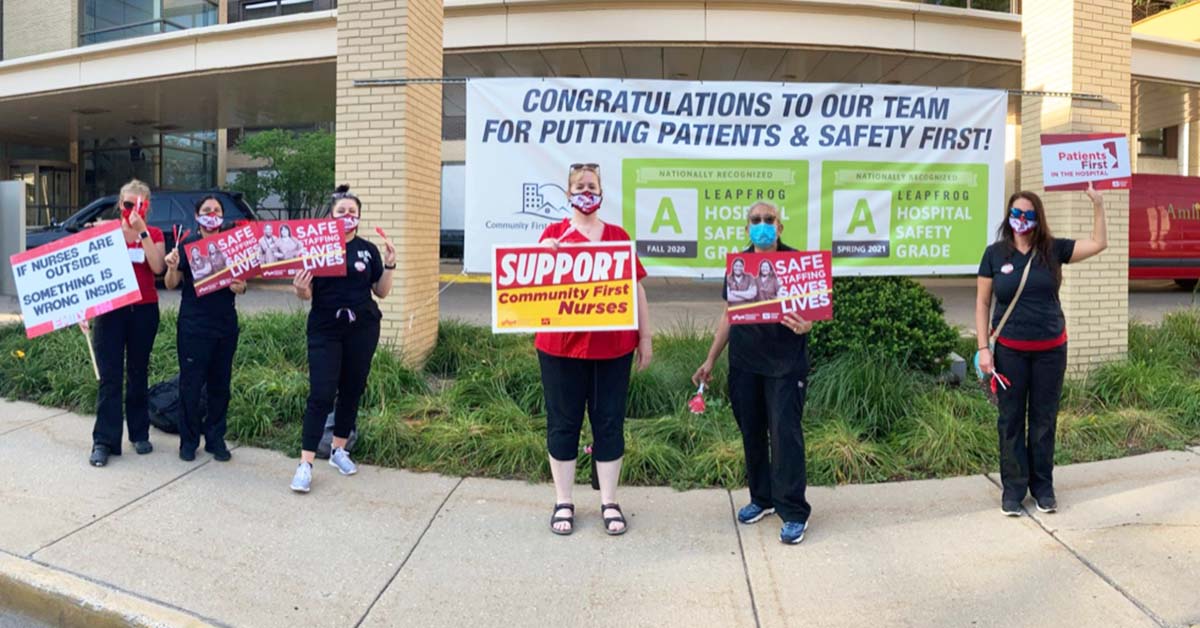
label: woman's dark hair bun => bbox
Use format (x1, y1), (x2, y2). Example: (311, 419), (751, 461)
(335, 184), (351, 194)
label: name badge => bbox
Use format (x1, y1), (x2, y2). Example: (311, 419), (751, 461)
(128, 247), (146, 264)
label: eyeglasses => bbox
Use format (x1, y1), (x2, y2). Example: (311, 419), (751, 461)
(570, 163), (600, 172)
(1009, 207), (1037, 221)
(748, 215), (777, 225)
(122, 200), (138, 210)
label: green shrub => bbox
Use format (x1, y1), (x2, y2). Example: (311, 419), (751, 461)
(893, 388), (996, 476)
(806, 417), (899, 485)
(807, 351), (925, 438)
(809, 277), (959, 373)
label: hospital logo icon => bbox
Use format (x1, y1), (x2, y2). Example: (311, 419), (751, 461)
(634, 188), (698, 258)
(520, 183), (571, 221)
(831, 189), (891, 258)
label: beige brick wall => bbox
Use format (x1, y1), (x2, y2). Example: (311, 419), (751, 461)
(4, 0), (77, 60)
(336, 0), (443, 365)
(1022, 0), (1131, 375)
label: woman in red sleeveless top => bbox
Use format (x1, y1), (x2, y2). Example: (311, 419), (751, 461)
(539, 163), (652, 537)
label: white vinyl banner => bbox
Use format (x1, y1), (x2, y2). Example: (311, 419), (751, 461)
(465, 78), (1008, 277)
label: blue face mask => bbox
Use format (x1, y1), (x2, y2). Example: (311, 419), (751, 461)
(749, 223), (777, 248)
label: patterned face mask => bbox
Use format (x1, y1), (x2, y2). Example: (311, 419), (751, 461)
(197, 214), (223, 230)
(341, 215), (360, 232)
(569, 191), (602, 215)
(1009, 216), (1037, 234)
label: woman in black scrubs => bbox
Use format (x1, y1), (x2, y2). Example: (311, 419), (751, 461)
(976, 184), (1107, 516)
(289, 184), (395, 493)
(164, 195), (246, 462)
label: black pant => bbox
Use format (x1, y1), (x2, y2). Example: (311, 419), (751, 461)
(728, 366), (812, 524)
(994, 342), (1068, 502)
(538, 350), (633, 462)
(177, 329), (238, 453)
(300, 316), (380, 453)
(92, 303), (160, 453)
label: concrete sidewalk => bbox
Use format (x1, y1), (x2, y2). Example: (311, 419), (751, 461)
(1, 398), (1197, 628)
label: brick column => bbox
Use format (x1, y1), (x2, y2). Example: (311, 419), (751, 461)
(1020, 0), (1131, 374)
(336, 0), (443, 363)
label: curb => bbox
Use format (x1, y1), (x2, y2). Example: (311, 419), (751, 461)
(0, 554), (214, 628)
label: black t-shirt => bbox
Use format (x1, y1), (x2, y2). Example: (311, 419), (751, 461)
(177, 233), (238, 338)
(977, 238), (1075, 341)
(722, 242), (809, 378)
(311, 236), (383, 313)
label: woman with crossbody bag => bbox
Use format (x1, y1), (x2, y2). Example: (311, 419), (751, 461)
(975, 185), (1107, 517)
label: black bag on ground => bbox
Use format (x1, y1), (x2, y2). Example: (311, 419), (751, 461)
(147, 374), (206, 435)
(316, 410), (358, 459)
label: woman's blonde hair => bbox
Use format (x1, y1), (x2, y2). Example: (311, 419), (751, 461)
(120, 179), (151, 199)
(568, 165), (602, 190)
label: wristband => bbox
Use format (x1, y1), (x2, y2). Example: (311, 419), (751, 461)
(978, 346), (989, 351)
(139, 230), (150, 241)
(384, 264), (396, 270)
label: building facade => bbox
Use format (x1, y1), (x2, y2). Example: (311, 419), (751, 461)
(0, 0), (1198, 365)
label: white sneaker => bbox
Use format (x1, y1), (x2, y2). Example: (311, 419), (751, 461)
(290, 462), (312, 493)
(329, 448), (358, 476)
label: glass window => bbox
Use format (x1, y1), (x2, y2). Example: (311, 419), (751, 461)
(1138, 126), (1178, 158)
(81, 0), (216, 46)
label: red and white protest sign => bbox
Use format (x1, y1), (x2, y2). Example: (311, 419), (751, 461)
(1040, 133), (1132, 191)
(182, 224), (262, 297)
(492, 242), (638, 333)
(725, 250), (833, 324)
(255, 219), (347, 279)
(8, 222), (141, 338)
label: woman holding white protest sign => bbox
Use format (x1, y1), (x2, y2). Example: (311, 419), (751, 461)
(693, 201), (813, 545)
(289, 184), (395, 493)
(539, 163), (652, 536)
(89, 179), (166, 467)
(164, 195), (246, 462)
(975, 185), (1107, 517)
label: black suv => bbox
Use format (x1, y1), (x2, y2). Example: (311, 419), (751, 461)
(26, 190), (260, 252)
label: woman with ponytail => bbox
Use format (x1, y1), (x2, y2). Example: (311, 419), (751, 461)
(289, 184), (396, 493)
(976, 184), (1107, 516)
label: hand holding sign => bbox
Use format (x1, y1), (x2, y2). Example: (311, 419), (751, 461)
(782, 313), (813, 335)
(1085, 181), (1103, 205)
(293, 269), (313, 300)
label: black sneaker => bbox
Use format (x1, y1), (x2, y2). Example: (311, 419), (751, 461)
(206, 442), (232, 462)
(1001, 500), (1022, 517)
(1035, 496), (1057, 513)
(179, 448), (196, 462)
(89, 444), (110, 467)
(134, 440), (153, 455)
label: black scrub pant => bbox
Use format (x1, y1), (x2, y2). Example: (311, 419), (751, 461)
(300, 312), (380, 453)
(728, 366), (812, 524)
(177, 328), (238, 453)
(538, 350), (633, 462)
(92, 303), (160, 454)
(994, 342), (1068, 502)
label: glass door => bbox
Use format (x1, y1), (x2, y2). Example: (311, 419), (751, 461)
(11, 162), (75, 228)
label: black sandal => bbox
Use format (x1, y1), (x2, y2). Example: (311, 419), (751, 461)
(602, 503), (628, 536)
(550, 503), (575, 536)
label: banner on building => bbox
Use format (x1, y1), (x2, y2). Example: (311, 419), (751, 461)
(8, 222), (141, 338)
(182, 224), (263, 297)
(465, 78), (1008, 277)
(725, 250), (833, 324)
(1040, 133), (1132, 192)
(255, 219), (347, 279)
(492, 242), (638, 333)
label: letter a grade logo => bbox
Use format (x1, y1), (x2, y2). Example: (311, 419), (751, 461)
(636, 189), (697, 242)
(832, 189), (891, 243)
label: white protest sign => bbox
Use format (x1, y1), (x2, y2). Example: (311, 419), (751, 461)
(1040, 133), (1132, 191)
(9, 221), (141, 338)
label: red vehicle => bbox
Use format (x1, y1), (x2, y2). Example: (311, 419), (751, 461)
(1129, 173), (1200, 290)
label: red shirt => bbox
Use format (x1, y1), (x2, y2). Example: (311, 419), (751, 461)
(126, 226), (164, 305)
(533, 219), (647, 360)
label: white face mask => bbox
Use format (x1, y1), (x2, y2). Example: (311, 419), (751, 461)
(197, 214), (223, 230)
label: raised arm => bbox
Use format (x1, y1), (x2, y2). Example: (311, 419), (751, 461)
(1071, 182), (1108, 263)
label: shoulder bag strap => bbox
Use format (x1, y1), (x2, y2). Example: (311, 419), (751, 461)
(990, 249), (1036, 345)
